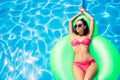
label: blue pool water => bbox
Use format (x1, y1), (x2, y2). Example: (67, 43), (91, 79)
(0, 0), (120, 80)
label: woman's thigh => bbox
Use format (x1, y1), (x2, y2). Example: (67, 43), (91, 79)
(73, 65), (85, 80)
(84, 63), (98, 79)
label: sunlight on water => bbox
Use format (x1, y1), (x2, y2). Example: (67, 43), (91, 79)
(0, 0), (120, 80)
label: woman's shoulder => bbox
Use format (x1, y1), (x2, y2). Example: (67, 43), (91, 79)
(86, 34), (92, 39)
(70, 33), (76, 38)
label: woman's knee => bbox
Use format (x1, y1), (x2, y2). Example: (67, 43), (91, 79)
(75, 76), (84, 80)
(84, 77), (92, 80)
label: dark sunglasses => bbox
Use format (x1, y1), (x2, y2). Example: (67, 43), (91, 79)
(75, 24), (83, 28)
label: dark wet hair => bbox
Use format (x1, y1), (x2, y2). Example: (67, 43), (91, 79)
(72, 18), (89, 35)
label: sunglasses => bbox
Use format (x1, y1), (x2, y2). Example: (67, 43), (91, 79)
(75, 24), (83, 28)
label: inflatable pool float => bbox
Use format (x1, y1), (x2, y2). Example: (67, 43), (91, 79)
(50, 14), (120, 80)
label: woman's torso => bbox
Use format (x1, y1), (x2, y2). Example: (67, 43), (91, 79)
(71, 34), (93, 62)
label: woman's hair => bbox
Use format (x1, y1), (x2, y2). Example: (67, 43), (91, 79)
(72, 18), (89, 35)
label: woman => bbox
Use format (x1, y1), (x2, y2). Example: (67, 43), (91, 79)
(69, 6), (98, 80)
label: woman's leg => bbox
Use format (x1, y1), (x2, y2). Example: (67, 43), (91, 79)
(73, 65), (85, 80)
(84, 63), (98, 80)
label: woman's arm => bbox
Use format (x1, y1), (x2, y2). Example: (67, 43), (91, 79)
(69, 12), (81, 35)
(80, 7), (94, 38)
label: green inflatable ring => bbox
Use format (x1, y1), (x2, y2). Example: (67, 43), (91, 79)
(50, 14), (120, 80)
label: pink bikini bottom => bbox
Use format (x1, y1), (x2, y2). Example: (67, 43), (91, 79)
(73, 59), (96, 73)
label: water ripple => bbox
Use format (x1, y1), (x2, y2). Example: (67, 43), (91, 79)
(0, 0), (120, 80)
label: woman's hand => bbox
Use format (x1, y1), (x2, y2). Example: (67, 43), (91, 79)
(79, 6), (86, 13)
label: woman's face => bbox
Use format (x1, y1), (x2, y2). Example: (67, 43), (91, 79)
(76, 20), (86, 35)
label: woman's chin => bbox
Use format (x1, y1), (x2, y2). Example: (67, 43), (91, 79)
(77, 30), (80, 33)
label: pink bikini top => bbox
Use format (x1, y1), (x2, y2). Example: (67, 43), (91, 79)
(71, 38), (91, 46)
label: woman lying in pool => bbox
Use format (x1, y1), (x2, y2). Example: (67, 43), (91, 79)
(69, 6), (98, 80)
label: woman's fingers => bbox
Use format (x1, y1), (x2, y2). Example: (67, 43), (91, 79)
(80, 6), (86, 13)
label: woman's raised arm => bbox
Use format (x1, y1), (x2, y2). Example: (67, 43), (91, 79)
(80, 7), (94, 38)
(69, 12), (81, 35)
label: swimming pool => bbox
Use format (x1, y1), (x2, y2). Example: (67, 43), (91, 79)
(0, 0), (120, 80)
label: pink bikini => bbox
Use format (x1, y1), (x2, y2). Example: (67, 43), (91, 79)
(73, 59), (96, 73)
(71, 38), (91, 46)
(71, 38), (96, 73)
